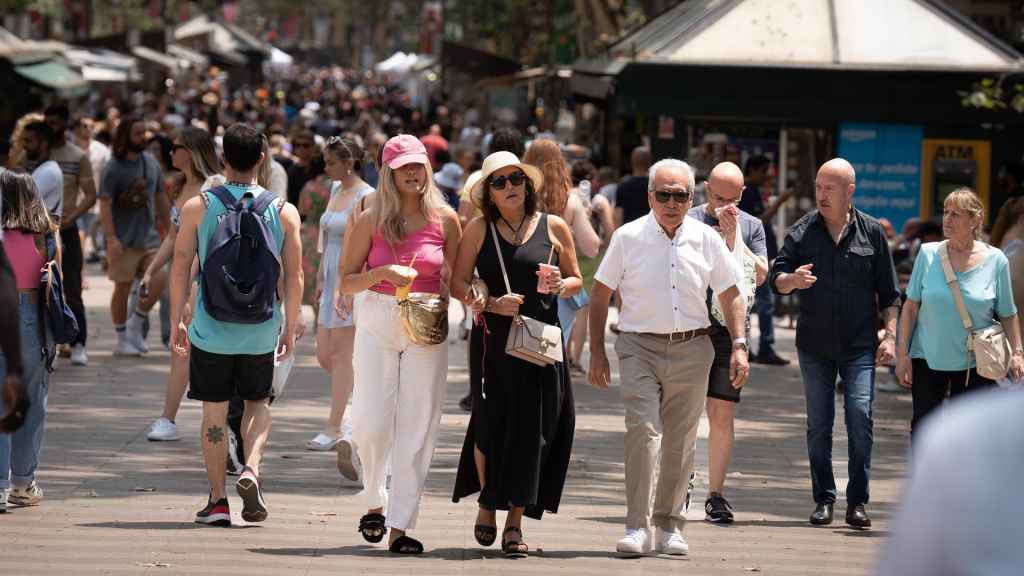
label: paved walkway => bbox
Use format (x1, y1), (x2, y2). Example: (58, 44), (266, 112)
(3, 266), (913, 575)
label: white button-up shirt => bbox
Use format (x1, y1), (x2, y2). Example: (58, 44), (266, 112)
(594, 213), (742, 334)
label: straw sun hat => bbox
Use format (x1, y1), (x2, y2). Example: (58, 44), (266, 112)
(469, 151), (544, 210)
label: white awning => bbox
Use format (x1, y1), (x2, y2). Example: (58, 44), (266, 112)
(167, 43), (208, 68)
(80, 65), (128, 82)
(131, 45), (179, 71)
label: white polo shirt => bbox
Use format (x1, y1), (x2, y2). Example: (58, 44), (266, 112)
(595, 213), (742, 334)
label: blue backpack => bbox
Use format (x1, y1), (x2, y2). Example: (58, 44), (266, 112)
(200, 186), (281, 324)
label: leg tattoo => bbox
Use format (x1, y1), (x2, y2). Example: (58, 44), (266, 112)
(206, 425), (225, 444)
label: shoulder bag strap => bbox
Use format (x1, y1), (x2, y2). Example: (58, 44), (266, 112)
(939, 241), (973, 333)
(489, 222), (513, 296)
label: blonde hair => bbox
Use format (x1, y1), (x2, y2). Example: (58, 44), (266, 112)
(943, 187), (985, 239)
(373, 163), (448, 245)
(9, 112), (44, 166)
(523, 139), (572, 215)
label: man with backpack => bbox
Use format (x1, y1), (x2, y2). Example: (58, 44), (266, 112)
(168, 123), (303, 527)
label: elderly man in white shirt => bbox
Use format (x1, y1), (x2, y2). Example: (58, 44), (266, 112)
(588, 158), (749, 557)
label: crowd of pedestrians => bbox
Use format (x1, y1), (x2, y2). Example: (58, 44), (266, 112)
(1, 64), (1023, 565)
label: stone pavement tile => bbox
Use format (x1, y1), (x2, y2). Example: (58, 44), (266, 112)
(0, 267), (913, 574)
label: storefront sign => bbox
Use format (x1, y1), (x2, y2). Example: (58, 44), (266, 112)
(839, 123), (923, 231)
(921, 139), (991, 219)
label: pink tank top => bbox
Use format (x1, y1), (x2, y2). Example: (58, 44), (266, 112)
(3, 230), (44, 290)
(366, 221), (445, 295)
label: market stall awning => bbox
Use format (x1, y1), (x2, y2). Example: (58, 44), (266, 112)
(587, 0), (1023, 74)
(80, 65), (128, 82)
(14, 59), (89, 98)
(167, 43), (208, 69)
(131, 45), (179, 71)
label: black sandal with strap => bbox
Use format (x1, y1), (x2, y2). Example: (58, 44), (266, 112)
(389, 534), (424, 555)
(474, 523), (497, 547)
(502, 527), (528, 558)
(357, 512), (386, 543)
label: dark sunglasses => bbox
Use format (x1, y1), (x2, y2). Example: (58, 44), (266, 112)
(489, 171), (527, 190)
(653, 189), (692, 204)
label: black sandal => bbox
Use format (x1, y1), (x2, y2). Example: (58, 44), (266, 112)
(502, 527), (528, 558)
(389, 535), (424, 555)
(357, 512), (386, 543)
(474, 523), (497, 547)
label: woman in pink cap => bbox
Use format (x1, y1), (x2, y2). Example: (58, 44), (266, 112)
(339, 134), (461, 555)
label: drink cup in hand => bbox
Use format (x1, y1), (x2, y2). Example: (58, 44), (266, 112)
(537, 263), (558, 294)
(395, 266), (418, 300)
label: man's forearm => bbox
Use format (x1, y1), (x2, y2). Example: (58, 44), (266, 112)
(99, 200), (116, 240)
(285, 271), (303, 331)
(882, 305), (898, 337)
(774, 272), (796, 294)
(589, 285), (613, 354)
(721, 288), (746, 341)
(169, 258), (190, 327)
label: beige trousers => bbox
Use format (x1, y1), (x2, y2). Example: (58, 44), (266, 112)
(615, 332), (714, 534)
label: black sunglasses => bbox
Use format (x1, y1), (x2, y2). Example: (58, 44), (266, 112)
(489, 171), (527, 190)
(653, 189), (692, 204)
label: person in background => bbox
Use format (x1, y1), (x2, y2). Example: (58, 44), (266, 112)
(0, 231), (28, 436)
(613, 146), (651, 228)
(44, 104), (97, 367)
(361, 132), (387, 189)
(420, 124), (449, 171)
(72, 114), (109, 264)
(687, 161), (768, 523)
(0, 170), (59, 510)
(741, 155), (791, 366)
(522, 139), (600, 345)
(340, 134), (461, 555)
(286, 128), (320, 207)
(298, 152), (332, 307)
(307, 137), (372, 467)
(19, 122), (63, 219)
(771, 158), (899, 529)
(98, 115), (169, 356)
(145, 127), (223, 442)
(434, 162), (464, 211)
(896, 188), (1022, 436)
(595, 165), (619, 207)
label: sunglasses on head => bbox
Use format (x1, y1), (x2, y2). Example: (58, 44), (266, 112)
(489, 171), (527, 190)
(653, 189), (692, 204)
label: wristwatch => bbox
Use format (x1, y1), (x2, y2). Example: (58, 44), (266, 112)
(732, 337), (748, 352)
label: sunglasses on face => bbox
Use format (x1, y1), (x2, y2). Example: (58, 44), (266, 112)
(653, 189), (692, 204)
(489, 171), (527, 190)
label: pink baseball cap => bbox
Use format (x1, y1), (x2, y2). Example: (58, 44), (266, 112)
(382, 134), (430, 170)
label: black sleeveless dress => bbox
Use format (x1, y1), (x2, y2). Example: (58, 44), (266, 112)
(452, 214), (576, 519)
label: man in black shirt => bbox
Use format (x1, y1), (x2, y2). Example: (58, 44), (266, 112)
(286, 129), (319, 207)
(771, 158), (899, 530)
(614, 146), (651, 227)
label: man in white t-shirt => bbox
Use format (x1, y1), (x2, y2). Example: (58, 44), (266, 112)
(588, 158), (749, 558)
(20, 121), (63, 219)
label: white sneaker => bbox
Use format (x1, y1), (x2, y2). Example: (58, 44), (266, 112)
(147, 417), (181, 442)
(125, 313), (149, 353)
(0, 489), (8, 513)
(306, 433), (342, 451)
(616, 528), (651, 557)
(336, 438), (362, 486)
(654, 529), (689, 555)
(70, 344), (88, 366)
(9, 481), (43, 506)
(114, 339), (143, 357)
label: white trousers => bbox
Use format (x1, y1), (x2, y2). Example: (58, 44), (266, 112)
(351, 291), (447, 531)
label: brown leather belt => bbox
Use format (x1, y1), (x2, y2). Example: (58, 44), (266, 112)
(637, 327), (711, 343)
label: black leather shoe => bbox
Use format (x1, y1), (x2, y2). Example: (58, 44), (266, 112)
(809, 503), (834, 525)
(845, 504), (871, 528)
(752, 351), (790, 366)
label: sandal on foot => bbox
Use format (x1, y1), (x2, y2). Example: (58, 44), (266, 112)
(389, 535), (424, 555)
(502, 527), (529, 558)
(474, 523), (497, 547)
(306, 433), (342, 451)
(358, 512), (386, 543)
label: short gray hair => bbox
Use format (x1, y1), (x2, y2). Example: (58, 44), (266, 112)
(648, 158), (696, 193)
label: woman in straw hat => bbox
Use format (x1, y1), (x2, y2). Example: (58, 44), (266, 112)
(450, 151), (581, 557)
(340, 134), (461, 555)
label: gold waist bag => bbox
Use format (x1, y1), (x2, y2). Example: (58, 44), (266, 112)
(398, 292), (449, 346)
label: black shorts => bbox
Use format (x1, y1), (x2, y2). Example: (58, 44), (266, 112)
(707, 327), (740, 403)
(187, 345), (274, 403)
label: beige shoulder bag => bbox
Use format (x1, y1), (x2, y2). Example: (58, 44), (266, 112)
(938, 241), (1011, 381)
(490, 222), (563, 367)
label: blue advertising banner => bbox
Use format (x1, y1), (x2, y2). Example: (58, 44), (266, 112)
(838, 123), (923, 231)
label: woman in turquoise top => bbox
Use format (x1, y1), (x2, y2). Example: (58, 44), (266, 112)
(896, 188), (1024, 435)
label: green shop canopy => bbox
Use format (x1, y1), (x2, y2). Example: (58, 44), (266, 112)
(15, 59), (89, 98)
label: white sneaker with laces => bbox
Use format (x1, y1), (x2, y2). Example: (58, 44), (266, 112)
(147, 417), (181, 441)
(616, 528), (651, 557)
(114, 339), (143, 357)
(654, 529), (689, 555)
(9, 481), (43, 506)
(125, 314), (149, 353)
(70, 344), (88, 366)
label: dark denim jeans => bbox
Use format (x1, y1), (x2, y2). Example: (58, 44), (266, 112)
(798, 348), (875, 506)
(754, 282), (775, 354)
